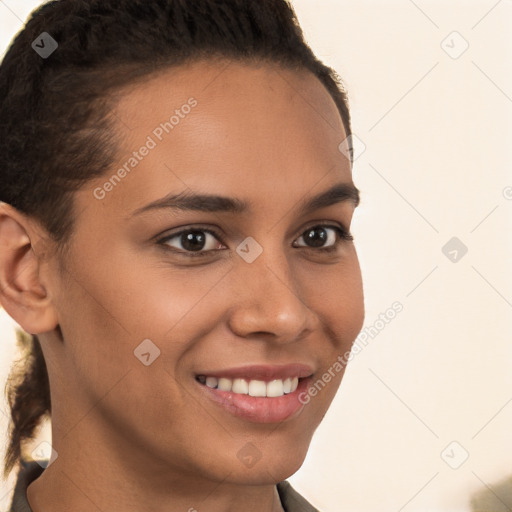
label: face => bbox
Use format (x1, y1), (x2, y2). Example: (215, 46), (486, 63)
(42, 59), (364, 486)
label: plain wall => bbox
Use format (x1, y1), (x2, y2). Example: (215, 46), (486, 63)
(1, 1), (511, 511)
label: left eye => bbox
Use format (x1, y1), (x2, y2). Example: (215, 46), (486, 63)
(293, 225), (351, 249)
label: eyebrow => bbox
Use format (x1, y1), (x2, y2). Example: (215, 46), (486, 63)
(130, 182), (360, 217)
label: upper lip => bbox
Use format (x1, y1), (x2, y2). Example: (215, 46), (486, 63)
(196, 364), (314, 381)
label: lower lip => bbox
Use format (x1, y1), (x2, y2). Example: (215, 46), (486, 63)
(196, 377), (312, 423)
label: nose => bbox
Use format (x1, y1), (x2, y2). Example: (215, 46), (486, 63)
(226, 247), (319, 343)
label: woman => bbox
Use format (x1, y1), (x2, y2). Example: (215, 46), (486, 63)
(0, 1), (364, 511)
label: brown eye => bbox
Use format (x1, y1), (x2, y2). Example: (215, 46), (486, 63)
(176, 230), (207, 252)
(302, 226), (330, 248)
(293, 225), (353, 250)
(159, 228), (225, 256)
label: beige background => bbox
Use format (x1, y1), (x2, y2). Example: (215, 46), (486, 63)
(1, 1), (511, 511)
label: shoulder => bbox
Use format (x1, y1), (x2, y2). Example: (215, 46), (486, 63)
(276, 480), (323, 512)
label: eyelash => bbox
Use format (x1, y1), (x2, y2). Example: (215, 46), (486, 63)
(156, 224), (354, 259)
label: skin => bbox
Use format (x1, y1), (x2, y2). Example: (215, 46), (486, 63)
(0, 58), (364, 512)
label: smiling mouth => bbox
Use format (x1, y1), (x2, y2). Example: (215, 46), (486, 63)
(195, 375), (302, 398)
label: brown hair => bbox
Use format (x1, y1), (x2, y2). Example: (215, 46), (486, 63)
(3, 331), (51, 479)
(0, 0), (353, 480)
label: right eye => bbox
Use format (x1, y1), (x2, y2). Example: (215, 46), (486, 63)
(157, 227), (226, 257)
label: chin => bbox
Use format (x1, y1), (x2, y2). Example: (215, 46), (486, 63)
(220, 441), (310, 486)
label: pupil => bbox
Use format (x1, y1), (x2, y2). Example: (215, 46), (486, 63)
(305, 227), (327, 247)
(182, 230), (206, 251)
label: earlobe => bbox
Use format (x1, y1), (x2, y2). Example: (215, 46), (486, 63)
(0, 202), (60, 335)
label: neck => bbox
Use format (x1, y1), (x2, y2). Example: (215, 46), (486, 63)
(26, 463), (286, 512)
(26, 428), (286, 512)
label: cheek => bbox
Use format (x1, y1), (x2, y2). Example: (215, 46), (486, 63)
(303, 251), (365, 347)
(70, 251), (230, 339)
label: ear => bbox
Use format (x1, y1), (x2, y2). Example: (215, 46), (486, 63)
(0, 201), (60, 335)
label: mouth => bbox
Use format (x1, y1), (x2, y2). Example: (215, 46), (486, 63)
(194, 364), (314, 423)
(195, 375), (301, 397)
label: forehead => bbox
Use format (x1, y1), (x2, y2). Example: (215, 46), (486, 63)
(115, 58), (345, 130)
(85, 59), (353, 218)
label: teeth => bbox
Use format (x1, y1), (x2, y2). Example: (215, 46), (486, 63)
(266, 379), (284, 397)
(217, 377), (232, 391)
(248, 380), (267, 397)
(205, 376), (218, 388)
(198, 376), (300, 397)
(232, 378), (249, 394)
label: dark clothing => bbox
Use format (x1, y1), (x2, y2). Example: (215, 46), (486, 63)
(8, 459), (320, 512)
